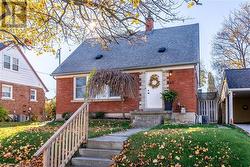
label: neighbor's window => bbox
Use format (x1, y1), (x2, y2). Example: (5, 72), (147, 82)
(3, 55), (11, 69)
(2, 84), (13, 99)
(74, 77), (86, 99)
(12, 57), (19, 71)
(30, 89), (37, 101)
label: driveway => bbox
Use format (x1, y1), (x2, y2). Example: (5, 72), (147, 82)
(235, 124), (250, 134)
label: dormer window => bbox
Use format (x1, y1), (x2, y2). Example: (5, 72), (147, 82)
(4, 55), (11, 69)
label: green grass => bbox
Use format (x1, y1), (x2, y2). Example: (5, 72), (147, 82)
(114, 124), (250, 167)
(0, 119), (131, 164)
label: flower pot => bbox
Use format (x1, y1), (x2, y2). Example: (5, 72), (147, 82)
(164, 101), (173, 111)
(181, 107), (186, 114)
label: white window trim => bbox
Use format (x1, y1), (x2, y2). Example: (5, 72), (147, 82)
(30, 89), (37, 101)
(3, 55), (11, 70)
(73, 76), (121, 101)
(1, 84), (13, 100)
(94, 85), (121, 100)
(12, 57), (19, 71)
(3, 55), (19, 72)
(73, 76), (87, 101)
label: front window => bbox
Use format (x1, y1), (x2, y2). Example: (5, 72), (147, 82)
(95, 86), (120, 99)
(74, 77), (86, 99)
(3, 55), (11, 69)
(12, 58), (19, 71)
(2, 84), (13, 99)
(30, 89), (37, 101)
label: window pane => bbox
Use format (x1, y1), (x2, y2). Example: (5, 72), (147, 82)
(96, 86), (108, 99)
(12, 58), (19, 71)
(75, 77), (86, 99)
(4, 55), (10, 69)
(76, 77), (86, 87)
(30, 90), (36, 100)
(109, 87), (119, 97)
(76, 87), (85, 98)
(2, 86), (11, 98)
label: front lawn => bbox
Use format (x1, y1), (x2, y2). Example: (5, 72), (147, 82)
(0, 119), (130, 165)
(113, 124), (250, 167)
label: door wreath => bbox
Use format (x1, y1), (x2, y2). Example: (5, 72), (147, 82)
(149, 74), (160, 88)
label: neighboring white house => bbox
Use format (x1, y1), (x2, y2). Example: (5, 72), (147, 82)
(0, 43), (48, 121)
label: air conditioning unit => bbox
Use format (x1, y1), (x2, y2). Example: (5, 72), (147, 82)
(197, 115), (209, 124)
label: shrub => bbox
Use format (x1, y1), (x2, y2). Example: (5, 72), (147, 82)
(161, 90), (177, 102)
(30, 115), (39, 121)
(62, 112), (73, 120)
(45, 98), (56, 120)
(0, 105), (9, 122)
(95, 112), (105, 119)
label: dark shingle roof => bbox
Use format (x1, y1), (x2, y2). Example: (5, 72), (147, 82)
(225, 68), (250, 89)
(0, 43), (5, 50)
(52, 23), (200, 76)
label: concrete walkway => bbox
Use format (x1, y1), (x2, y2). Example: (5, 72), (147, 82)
(235, 124), (250, 134)
(71, 128), (146, 167)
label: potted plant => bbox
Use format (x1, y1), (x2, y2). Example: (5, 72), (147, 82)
(161, 90), (177, 111)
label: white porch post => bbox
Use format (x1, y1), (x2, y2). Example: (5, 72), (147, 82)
(229, 91), (234, 124)
(225, 95), (228, 124)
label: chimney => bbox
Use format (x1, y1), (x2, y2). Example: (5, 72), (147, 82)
(145, 12), (154, 32)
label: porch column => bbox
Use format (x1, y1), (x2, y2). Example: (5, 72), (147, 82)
(229, 91), (234, 124)
(225, 95), (228, 124)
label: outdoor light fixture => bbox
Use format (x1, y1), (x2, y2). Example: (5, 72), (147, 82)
(169, 71), (173, 76)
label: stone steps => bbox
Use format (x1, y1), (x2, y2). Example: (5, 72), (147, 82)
(71, 157), (112, 167)
(87, 136), (126, 150)
(70, 129), (145, 167)
(131, 111), (172, 128)
(79, 148), (121, 159)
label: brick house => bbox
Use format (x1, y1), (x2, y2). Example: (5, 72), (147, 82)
(0, 43), (48, 121)
(52, 21), (200, 123)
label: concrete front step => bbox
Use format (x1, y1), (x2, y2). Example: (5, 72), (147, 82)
(79, 148), (121, 159)
(71, 157), (112, 167)
(70, 129), (146, 167)
(87, 136), (127, 150)
(131, 112), (171, 128)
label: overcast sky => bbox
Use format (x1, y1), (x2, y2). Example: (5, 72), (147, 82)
(24, 0), (248, 99)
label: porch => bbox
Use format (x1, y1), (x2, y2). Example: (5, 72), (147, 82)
(222, 89), (250, 124)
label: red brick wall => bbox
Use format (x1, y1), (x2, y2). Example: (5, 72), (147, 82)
(0, 81), (45, 119)
(168, 69), (197, 112)
(56, 73), (140, 114)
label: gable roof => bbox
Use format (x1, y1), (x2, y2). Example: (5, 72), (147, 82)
(0, 44), (49, 92)
(0, 43), (7, 51)
(52, 23), (200, 76)
(225, 68), (250, 89)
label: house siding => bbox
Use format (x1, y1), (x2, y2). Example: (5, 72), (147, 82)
(0, 81), (45, 120)
(56, 73), (140, 115)
(168, 68), (197, 112)
(0, 46), (46, 89)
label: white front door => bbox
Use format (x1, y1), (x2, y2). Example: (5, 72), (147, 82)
(145, 71), (163, 110)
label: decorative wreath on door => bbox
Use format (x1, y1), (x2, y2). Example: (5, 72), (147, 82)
(149, 74), (160, 88)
